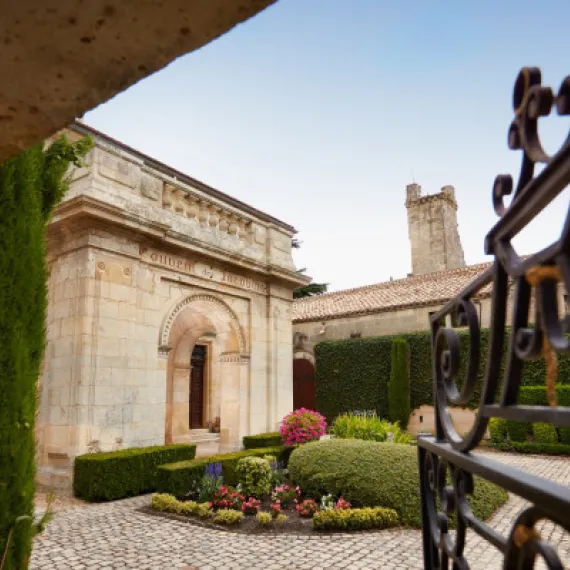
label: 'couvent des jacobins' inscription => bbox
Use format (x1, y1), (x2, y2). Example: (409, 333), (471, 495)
(139, 247), (267, 294)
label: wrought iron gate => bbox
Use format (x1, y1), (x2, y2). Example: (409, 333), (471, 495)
(418, 67), (570, 569)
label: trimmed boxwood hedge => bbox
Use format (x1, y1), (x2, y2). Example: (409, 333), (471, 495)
(156, 446), (293, 497)
(315, 329), (570, 422)
(488, 386), (570, 454)
(493, 442), (570, 456)
(288, 439), (508, 528)
(73, 444), (196, 502)
(242, 432), (282, 449)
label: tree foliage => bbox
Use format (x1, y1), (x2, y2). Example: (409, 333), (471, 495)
(0, 135), (92, 568)
(293, 281), (329, 299)
(291, 237), (329, 299)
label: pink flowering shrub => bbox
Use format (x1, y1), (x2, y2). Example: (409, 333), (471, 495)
(209, 485), (245, 511)
(280, 408), (327, 446)
(269, 499), (283, 517)
(296, 499), (319, 518)
(335, 497), (351, 510)
(241, 497), (262, 515)
(271, 484), (298, 508)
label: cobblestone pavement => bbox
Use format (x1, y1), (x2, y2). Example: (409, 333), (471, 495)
(30, 451), (570, 570)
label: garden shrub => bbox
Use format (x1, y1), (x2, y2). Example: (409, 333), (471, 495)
(488, 386), (570, 454)
(313, 507), (399, 531)
(488, 418), (507, 444)
(505, 420), (530, 442)
(388, 338), (411, 428)
(242, 432), (282, 449)
(256, 512), (272, 525)
(280, 408), (327, 446)
(560, 428), (570, 445)
(73, 444), (196, 501)
(150, 493), (211, 518)
(156, 446), (288, 497)
(331, 413), (411, 443)
(0, 135), (92, 568)
(532, 423), (558, 444)
(288, 439), (507, 528)
(213, 509), (244, 526)
(235, 457), (272, 498)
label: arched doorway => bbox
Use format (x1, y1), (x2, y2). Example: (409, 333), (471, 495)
(293, 358), (316, 411)
(160, 294), (248, 452)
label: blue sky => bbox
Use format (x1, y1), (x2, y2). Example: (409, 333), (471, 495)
(84, 0), (570, 291)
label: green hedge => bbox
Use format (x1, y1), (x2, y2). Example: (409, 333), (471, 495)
(288, 439), (507, 528)
(488, 386), (570, 454)
(388, 338), (410, 427)
(315, 329), (570, 422)
(73, 444), (196, 502)
(242, 432), (282, 450)
(156, 446), (292, 497)
(493, 442), (570, 456)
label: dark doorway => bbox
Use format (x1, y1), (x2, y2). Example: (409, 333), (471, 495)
(190, 344), (206, 429)
(293, 358), (316, 411)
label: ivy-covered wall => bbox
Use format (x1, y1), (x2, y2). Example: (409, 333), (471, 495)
(314, 328), (570, 422)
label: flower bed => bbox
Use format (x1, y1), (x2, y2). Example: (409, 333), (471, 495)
(148, 490), (399, 534)
(148, 415), (402, 535)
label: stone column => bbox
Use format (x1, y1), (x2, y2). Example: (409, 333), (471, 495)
(218, 358), (241, 453)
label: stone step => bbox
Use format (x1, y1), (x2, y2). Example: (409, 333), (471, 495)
(189, 433), (220, 444)
(190, 429), (210, 435)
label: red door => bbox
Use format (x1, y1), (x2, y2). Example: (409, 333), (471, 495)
(293, 358), (316, 411)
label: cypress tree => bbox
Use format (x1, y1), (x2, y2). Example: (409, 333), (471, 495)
(388, 338), (411, 429)
(0, 135), (91, 568)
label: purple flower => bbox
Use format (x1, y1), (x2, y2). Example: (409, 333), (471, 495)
(206, 461), (222, 480)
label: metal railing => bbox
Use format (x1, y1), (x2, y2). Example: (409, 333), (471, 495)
(418, 66), (570, 569)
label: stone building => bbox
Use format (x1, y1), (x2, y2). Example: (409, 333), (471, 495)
(293, 184), (485, 344)
(37, 122), (308, 487)
(292, 184), (566, 433)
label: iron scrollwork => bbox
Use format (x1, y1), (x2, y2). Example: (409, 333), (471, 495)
(418, 67), (570, 569)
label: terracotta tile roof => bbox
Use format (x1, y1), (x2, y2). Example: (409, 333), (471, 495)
(292, 262), (494, 323)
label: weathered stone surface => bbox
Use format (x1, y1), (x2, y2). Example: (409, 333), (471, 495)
(0, 0), (276, 164)
(406, 183), (465, 276)
(31, 452), (570, 569)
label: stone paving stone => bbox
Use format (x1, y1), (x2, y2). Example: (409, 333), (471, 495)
(29, 451), (570, 569)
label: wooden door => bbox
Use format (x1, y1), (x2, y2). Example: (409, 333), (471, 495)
(293, 358), (316, 411)
(190, 345), (206, 429)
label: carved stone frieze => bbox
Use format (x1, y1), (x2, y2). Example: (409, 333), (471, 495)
(161, 183), (253, 243)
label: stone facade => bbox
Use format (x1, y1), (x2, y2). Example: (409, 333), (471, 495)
(406, 183), (465, 276)
(37, 122), (308, 488)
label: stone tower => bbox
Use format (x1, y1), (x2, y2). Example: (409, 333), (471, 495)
(406, 183), (466, 276)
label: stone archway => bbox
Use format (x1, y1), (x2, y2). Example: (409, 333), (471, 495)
(161, 294), (248, 452)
